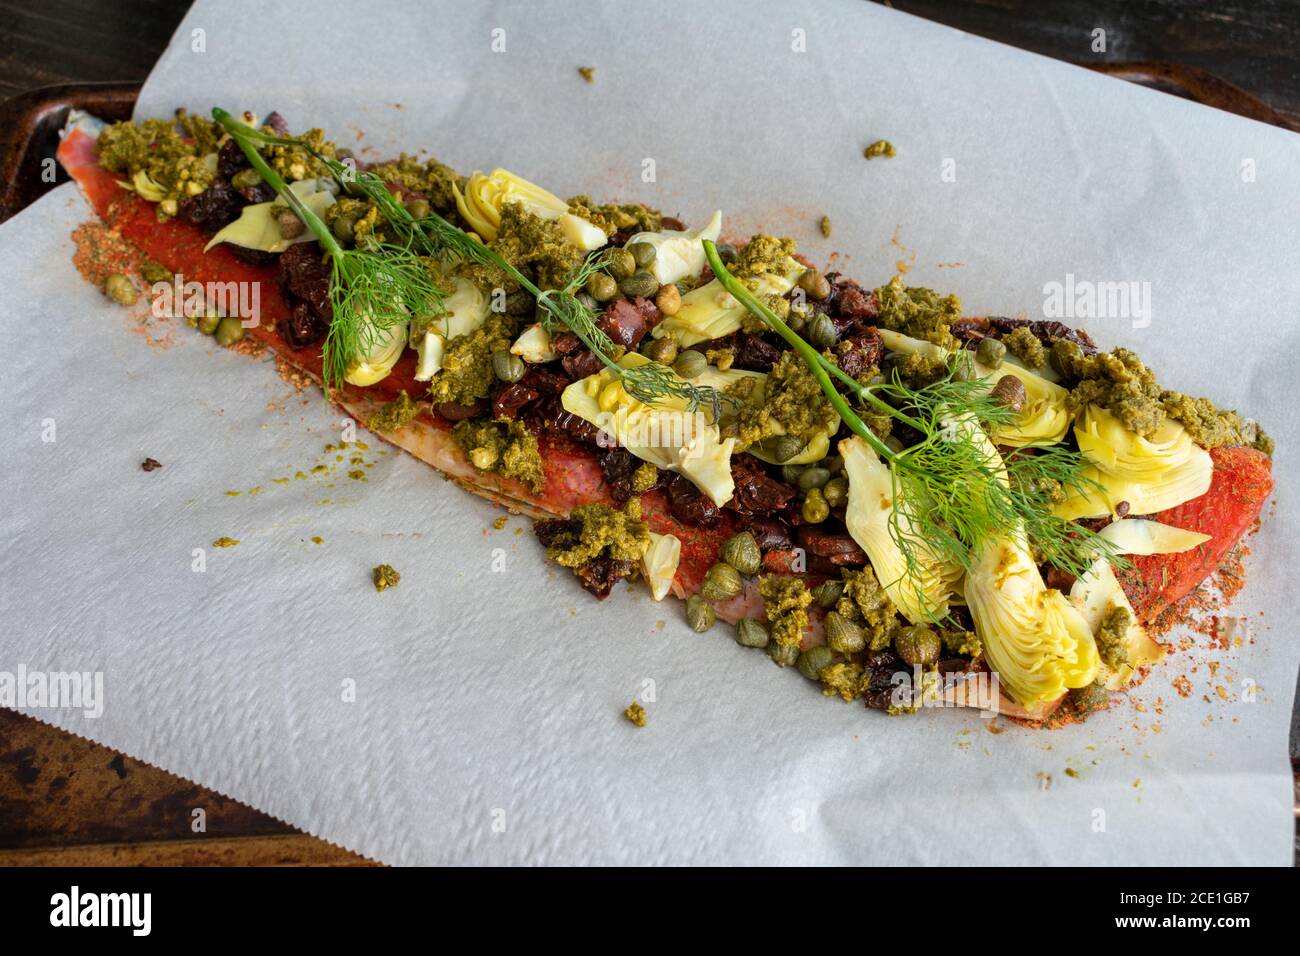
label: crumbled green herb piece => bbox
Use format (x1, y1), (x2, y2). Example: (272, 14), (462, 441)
(373, 564), (401, 592)
(369, 390), (423, 433)
(863, 139), (896, 159)
(623, 701), (646, 726)
(452, 417), (545, 493)
(758, 574), (812, 650)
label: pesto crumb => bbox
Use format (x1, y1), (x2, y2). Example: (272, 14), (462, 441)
(492, 515), (508, 530)
(212, 536), (239, 548)
(373, 564), (401, 592)
(310, 536), (323, 545)
(368, 390), (422, 433)
(863, 139), (896, 160)
(623, 701), (646, 727)
(819, 215), (832, 238)
(578, 66), (595, 83)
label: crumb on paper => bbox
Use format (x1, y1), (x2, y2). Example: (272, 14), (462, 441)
(863, 139), (896, 160)
(819, 215), (831, 238)
(623, 701), (646, 727)
(1037, 772), (1052, 791)
(212, 536), (239, 548)
(373, 564), (401, 592)
(578, 66), (595, 83)
(492, 515), (508, 530)
(1064, 767), (1080, 779)
(141, 457), (162, 472)
(310, 536), (323, 545)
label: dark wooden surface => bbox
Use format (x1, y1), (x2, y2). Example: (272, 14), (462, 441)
(0, 0), (1295, 866)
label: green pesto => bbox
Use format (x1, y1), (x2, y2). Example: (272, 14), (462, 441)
(368, 390), (423, 433)
(97, 116), (219, 217)
(835, 567), (901, 651)
(428, 313), (518, 407)
(544, 498), (650, 569)
(366, 153), (465, 215)
(325, 196), (386, 245)
(139, 256), (173, 285)
(723, 350), (838, 452)
(1001, 326), (1047, 368)
(730, 234), (798, 286)
(1095, 605), (1132, 669)
(863, 139), (896, 159)
(819, 661), (865, 702)
(372, 564), (401, 592)
(941, 627), (982, 659)
(630, 461), (658, 493)
(264, 127), (338, 182)
(872, 275), (961, 350)
(566, 194), (662, 236)
(1053, 341), (1272, 452)
(454, 203), (584, 292)
(758, 574), (812, 650)
(452, 417), (545, 493)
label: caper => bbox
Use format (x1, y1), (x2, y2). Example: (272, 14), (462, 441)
(895, 625), (941, 667)
(586, 272), (618, 302)
(768, 640), (799, 667)
(825, 611), (865, 654)
(619, 271), (659, 299)
(275, 207), (305, 240)
(822, 477), (849, 509)
(715, 242), (738, 263)
(781, 463), (807, 484)
(231, 168), (263, 191)
(720, 532), (762, 577)
(403, 198), (431, 220)
(787, 311), (807, 334)
(492, 351), (526, 383)
(576, 291), (599, 312)
(797, 645), (835, 680)
(332, 214), (358, 244)
(214, 317), (245, 347)
(771, 434), (806, 463)
(607, 248), (636, 280)
(654, 283), (682, 316)
(811, 580), (844, 610)
(797, 467), (831, 491)
(801, 488), (830, 523)
(808, 313), (838, 349)
(197, 312), (222, 335)
(700, 562), (743, 602)
(797, 268), (831, 301)
(628, 241), (657, 268)
(990, 374), (1027, 414)
(686, 595), (715, 633)
(103, 273), (138, 305)
(641, 336), (678, 365)
(673, 349), (707, 380)
(821, 454), (843, 474)
(976, 336), (1006, 368)
(734, 618), (770, 649)
(504, 289), (535, 316)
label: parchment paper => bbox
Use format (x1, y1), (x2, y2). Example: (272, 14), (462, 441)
(2, 0), (1298, 865)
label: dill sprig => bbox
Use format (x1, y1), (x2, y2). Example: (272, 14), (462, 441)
(212, 109), (444, 391)
(212, 110), (725, 413)
(702, 240), (1122, 613)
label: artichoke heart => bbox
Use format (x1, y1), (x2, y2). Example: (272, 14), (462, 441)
(411, 277), (491, 382)
(204, 178), (338, 254)
(1053, 405), (1213, 520)
(453, 168), (605, 250)
(561, 355), (737, 506)
(625, 210), (723, 285)
(839, 435), (964, 624)
(967, 533), (1099, 705)
(654, 257), (805, 347)
(346, 318), (408, 387)
(1068, 518), (1210, 689)
(641, 531), (682, 602)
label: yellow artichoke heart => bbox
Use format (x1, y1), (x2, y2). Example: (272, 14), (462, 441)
(1053, 406), (1213, 520)
(839, 436), (963, 624)
(453, 169), (600, 247)
(654, 257), (805, 348)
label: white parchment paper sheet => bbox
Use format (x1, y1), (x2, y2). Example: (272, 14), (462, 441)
(2, 0), (1298, 864)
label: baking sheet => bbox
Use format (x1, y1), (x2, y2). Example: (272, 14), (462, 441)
(2, 0), (1298, 864)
